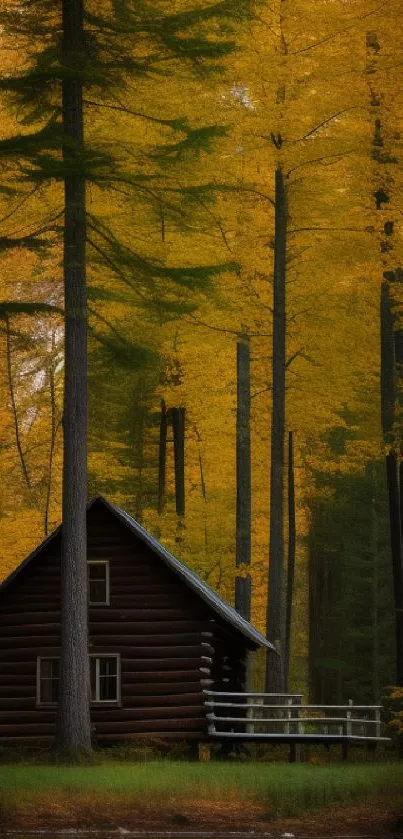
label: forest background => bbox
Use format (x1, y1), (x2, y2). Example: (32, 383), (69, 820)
(0, 0), (402, 706)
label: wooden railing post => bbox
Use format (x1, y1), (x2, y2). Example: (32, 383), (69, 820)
(285, 696), (292, 734)
(346, 698), (353, 737)
(375, 706), (381, 739)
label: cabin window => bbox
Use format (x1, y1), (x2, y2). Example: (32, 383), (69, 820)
(88, 560), (110, 605)
(37, 657), (59, 706)
(90, 655), (120, 703)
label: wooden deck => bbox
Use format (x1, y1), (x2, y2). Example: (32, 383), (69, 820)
(204, 691), (390, 760)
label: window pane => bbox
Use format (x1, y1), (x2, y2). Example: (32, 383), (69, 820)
(89, 579), (107, 603)
(89, 564), (106, 581)
(40, 659), (59, 703)
(91, 657), (118, 702)
(90, 657), (97, 701)
(99, 657), (117, 677)
(99, 675), (117, 701)
(88, 564), (108, 604)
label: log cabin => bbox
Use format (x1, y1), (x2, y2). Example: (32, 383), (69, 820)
(0, 497), (273, 745)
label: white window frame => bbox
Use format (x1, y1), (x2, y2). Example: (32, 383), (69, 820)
(36, 656), (59, 708)
(90, 653), (121, 705)
(88, 560), (110, 606)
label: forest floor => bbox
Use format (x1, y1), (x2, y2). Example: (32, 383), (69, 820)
(0, 762), (402, 836)
(0, 792), (402, 836)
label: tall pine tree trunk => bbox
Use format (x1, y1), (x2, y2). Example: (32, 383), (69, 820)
(57, 0), (92, 755)
(266, 166), (286, 692)
(367, 29), (403, 687)
(284, 430), (295, 691)
(386, 454), (403, 686)
(235, 337), (252, 621)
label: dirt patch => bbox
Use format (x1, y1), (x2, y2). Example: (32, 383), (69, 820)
(1, 794), (402, 837)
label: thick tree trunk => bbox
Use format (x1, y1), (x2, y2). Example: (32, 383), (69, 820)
(266, 165), (287, 692)
(57, 0), (92, 755)
(386, 453), (403, 686)
(235, 338), (252, 620)
(284, 430), (295, 691)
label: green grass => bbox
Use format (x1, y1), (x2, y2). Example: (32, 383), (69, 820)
(0, 760), (402, 818)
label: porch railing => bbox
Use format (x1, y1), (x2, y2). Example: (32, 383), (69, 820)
(203, 691), (387, 741)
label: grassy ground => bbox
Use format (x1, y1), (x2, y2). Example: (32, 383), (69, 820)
(0, 759), (402, 830)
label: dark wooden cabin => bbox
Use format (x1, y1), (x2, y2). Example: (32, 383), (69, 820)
(0, 497), (272, 744)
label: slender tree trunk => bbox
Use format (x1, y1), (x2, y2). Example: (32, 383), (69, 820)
(284, 430), (295, 691)
(380, 281), (395, 442)
(134, 379), (146, 521)
(5, 315), (31, 488)
(386, 453), (403, 686)
(266, 165), (287, 692)
(235, 337), (252, 620)
(157, 399), (167, 514)
(172, 406), (185, 517)
(57, 0), (92, 755)
(44, 330), (59, 535)
(371, 474), (380, 700)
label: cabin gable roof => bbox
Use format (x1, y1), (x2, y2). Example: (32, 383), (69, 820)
(0, 496), (274, 651)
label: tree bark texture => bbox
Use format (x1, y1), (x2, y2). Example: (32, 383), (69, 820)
(386, 453), (403, 686)
(57, 0), (92, 754)
(266, 165), (287, 692)
(235, 338), (252, 619)
(284, 430), (296, 692)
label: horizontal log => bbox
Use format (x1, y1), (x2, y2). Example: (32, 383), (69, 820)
(0, 607), (207, 620)
(0, 711), (57, 722)
(0, 633), (209, 649)
(119, 693), (202, 708)
(0, 613), (62, 626)
(91, 706), (204, 722)
(3, 595), (61, 605)
(0, 636), (61, 649)
(0, 662), (37, 673)
(0, 605), (61, 616)
(96, 732), (203, 742)
(0, 617), (210, 634)
(89, 633), (208, 646)
(90, 621), (211, 634)
(8, 585), (59, 595)
(0, 723), (55, 734)
(0, 648), (60, 661)
(109, 584), (179, 593)
(0, 697), (36, 709)
(107, 596), (191, 607)
(123, 682), (203, 695)
(120, 658), (208, 671)
(92, 718), (206, 733)
(0, 735), (54, 743)
(0, 675), (36, 686)
(90, 645), (206, 659)
(0, 685), (36, 697)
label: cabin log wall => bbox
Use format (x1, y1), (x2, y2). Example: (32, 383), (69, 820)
(0, 505), (224, 742)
